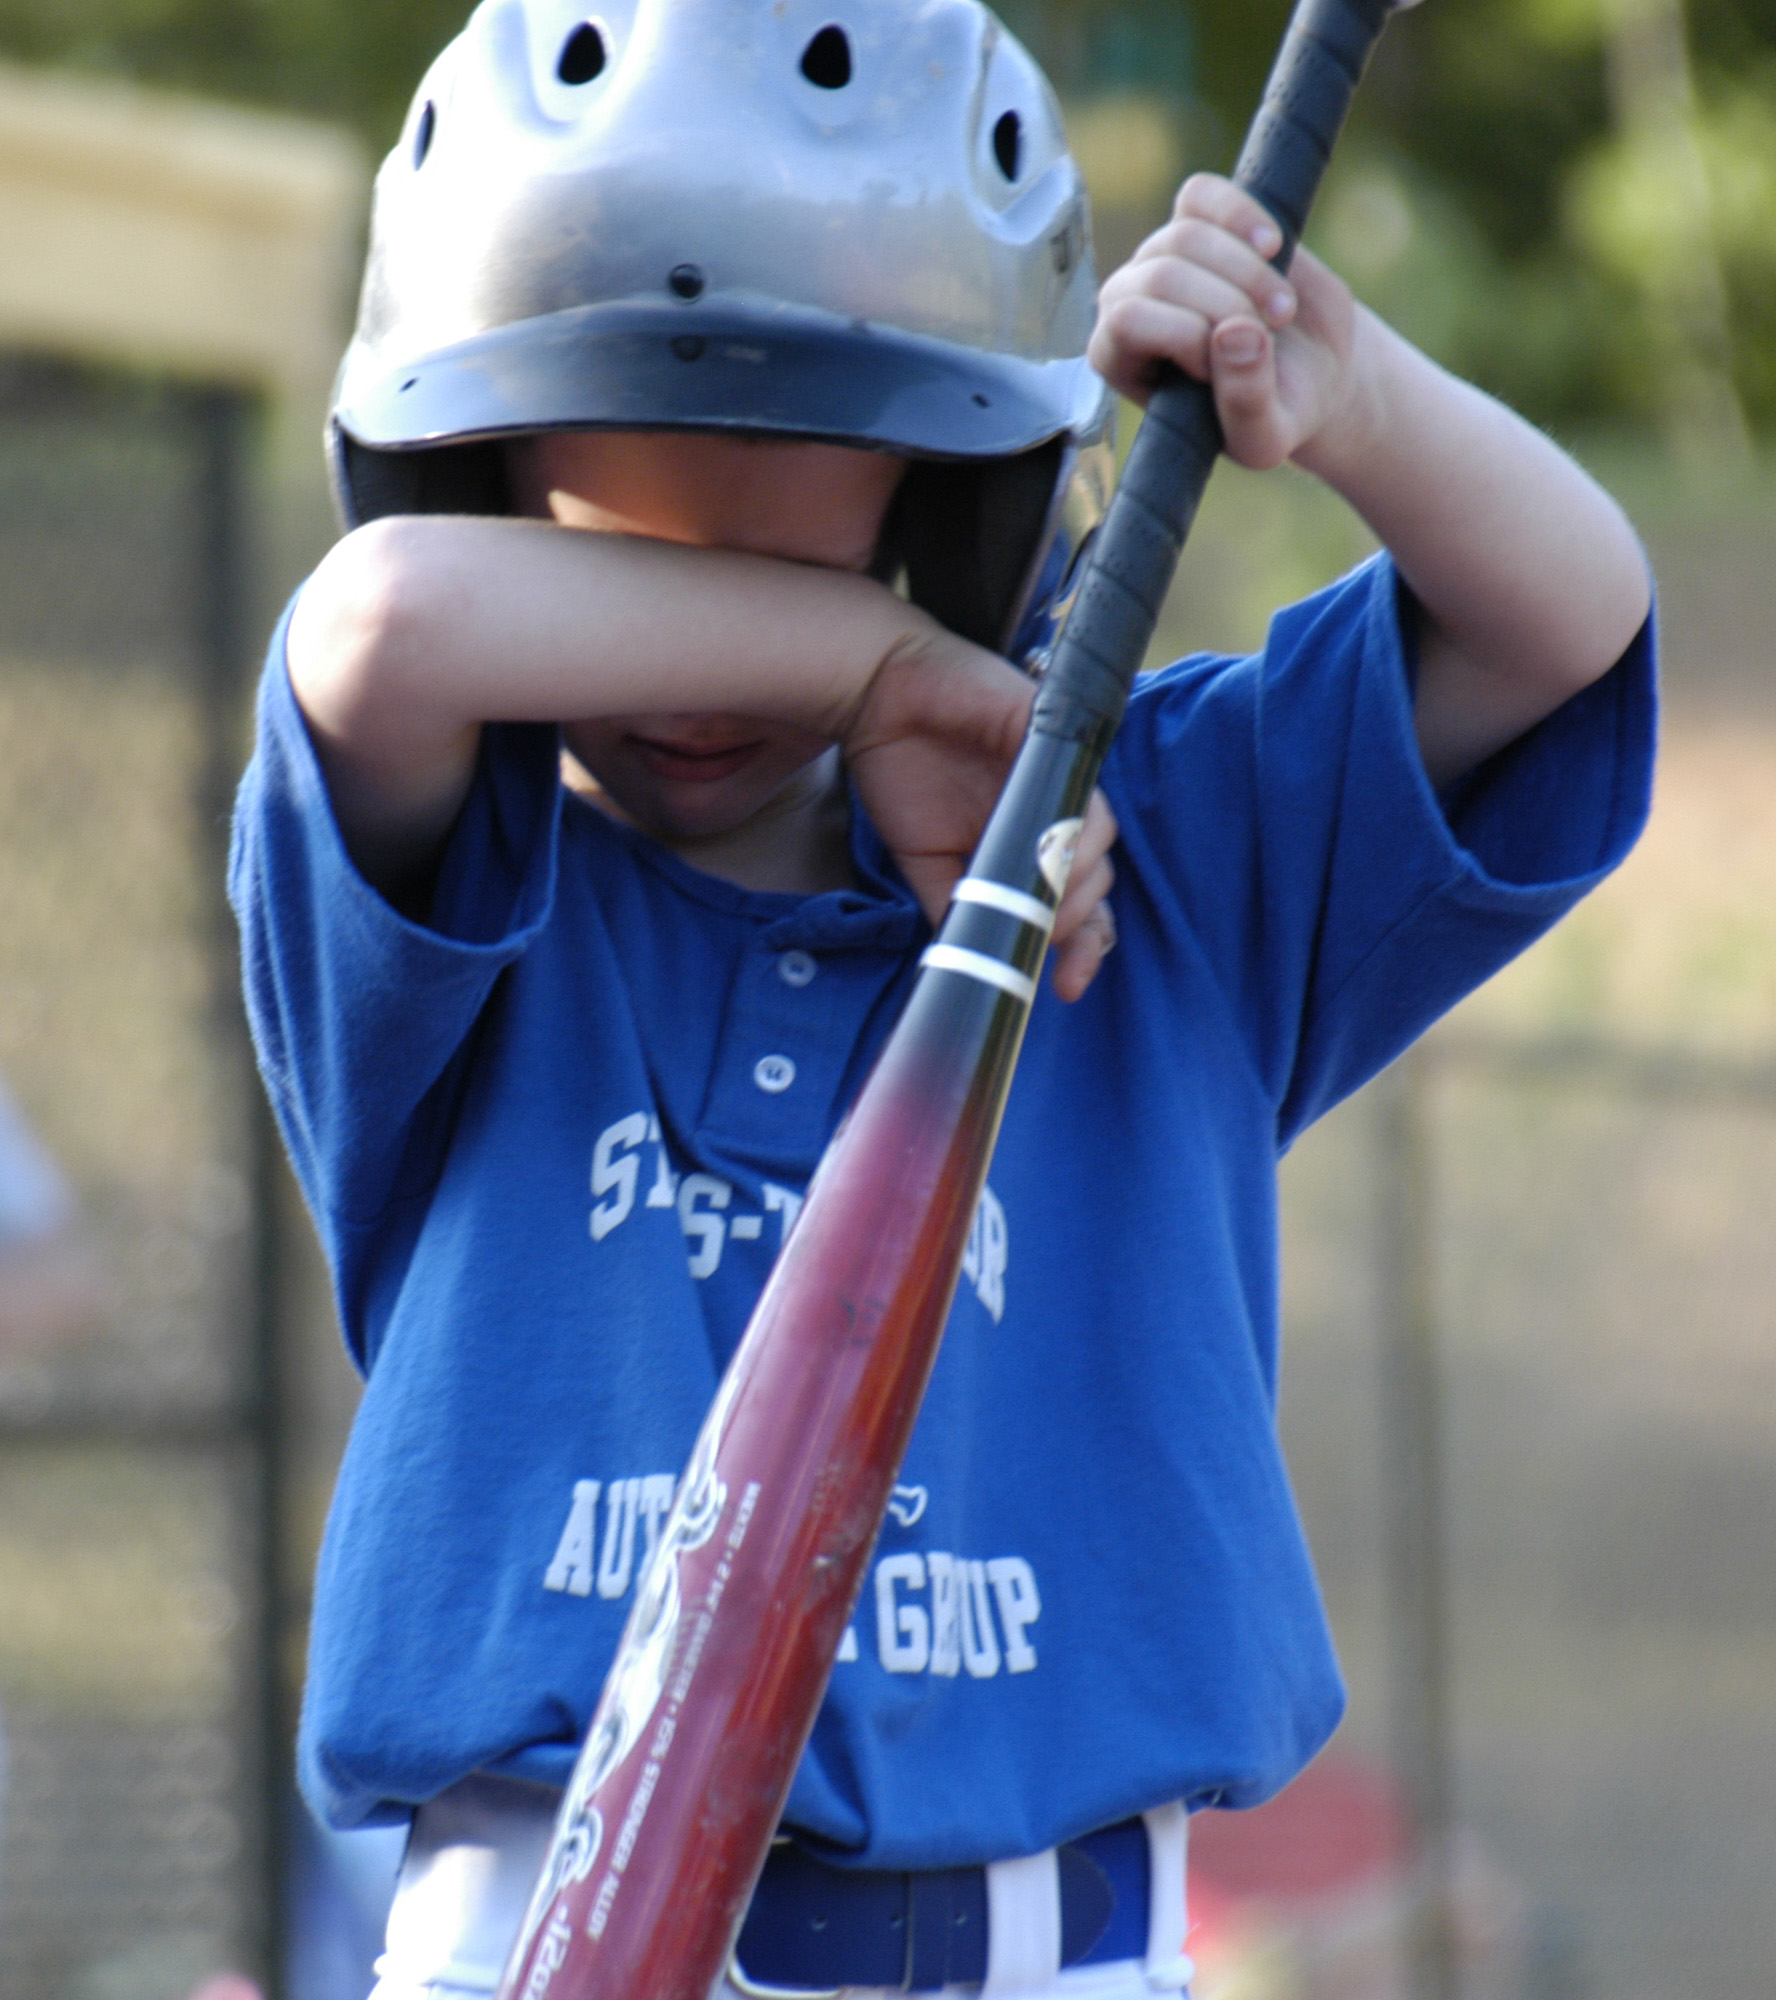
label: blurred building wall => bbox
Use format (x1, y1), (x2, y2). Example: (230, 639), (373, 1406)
(0, 57), (364, 601)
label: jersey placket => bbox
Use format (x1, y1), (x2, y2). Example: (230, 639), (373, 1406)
(696, 916), (903, 1169)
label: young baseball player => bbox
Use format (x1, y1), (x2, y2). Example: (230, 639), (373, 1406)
(229, 0), (1654, 1993)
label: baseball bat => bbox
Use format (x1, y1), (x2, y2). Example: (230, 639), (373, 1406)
(496, 2), (1413, 1994)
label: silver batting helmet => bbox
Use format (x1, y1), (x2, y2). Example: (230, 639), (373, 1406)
(329, 0), (1115, 652)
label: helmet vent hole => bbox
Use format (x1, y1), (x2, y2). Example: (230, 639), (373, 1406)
(800, 26), (852, 89)
(558, 22), (608, 84)
(992, 110), (1022, 181)
(412, 101), (436, 168)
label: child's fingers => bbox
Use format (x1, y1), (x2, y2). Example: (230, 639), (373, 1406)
(1052, 789), (1117, 929)
(1071, 788), (1119, 886)
(1208, 319), (1294, 471)
(1092, 197), (1295, 404)
(1091, 268), (1294, 402)
(1048, 788), (1118, 1000)
(1131, 217), (1296, 331)
(1106, 246), (1292, 353)
(1172, 172), (1284, 261)
(1054, 849), (1114, 940)
(1089, 293), (1214, 401)
(1051, 898), (1117, 1002)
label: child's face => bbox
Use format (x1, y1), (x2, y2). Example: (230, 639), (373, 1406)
(509, 429), (904, 569)
(510, 430), (904, 848)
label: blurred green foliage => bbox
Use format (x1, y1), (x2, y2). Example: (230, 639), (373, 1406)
(1006, 0), (1776, 445)
(0, 0), (468, 138)
(0, 0), (1771, 440)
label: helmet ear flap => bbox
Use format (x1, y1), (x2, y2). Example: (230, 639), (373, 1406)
(890, 441), (1065, 653)
(329, 422), (513, 530)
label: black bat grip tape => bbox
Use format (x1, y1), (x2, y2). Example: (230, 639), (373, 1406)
(1032, 0), (1399, 752)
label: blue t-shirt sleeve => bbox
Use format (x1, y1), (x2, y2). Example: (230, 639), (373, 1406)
(1104, 555), (1656, 1141)
(227, 597), (562, 1244)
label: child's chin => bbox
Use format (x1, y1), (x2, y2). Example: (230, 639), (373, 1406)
(639, 790), (757, 845)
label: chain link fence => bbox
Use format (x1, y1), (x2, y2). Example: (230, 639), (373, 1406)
(1273, 1037), (1776, 2000)
(0, 351), (289, 2000)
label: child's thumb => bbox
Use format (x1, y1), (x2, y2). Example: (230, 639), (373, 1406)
(1211, 319), (1288, 470)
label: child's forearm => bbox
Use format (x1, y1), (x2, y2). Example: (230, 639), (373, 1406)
(285, 515), (961, 889)
(291, 513), (933, 742)
(1297, 311), (1652, 787)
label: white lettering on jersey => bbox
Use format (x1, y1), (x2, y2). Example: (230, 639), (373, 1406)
(589, 1115), (647, 1241)
(762, 1183), (804, 1242)
(875, 1553), (930, 1673)
(597, 1476), (641, 1599)
(638, 1474), (675, 1565)
(960, 1185), (1008, 1322)
(959, 1560), (1002, 1677)
(926, 1553), (960, 1677)
(590, 1114), (1007, 1316)
(644, 1117), (679, 1209)
(986, 1557), (1041, 1672)
(677, 1173), (730, 1279)
(543, 1479), (601, 1597)
(871, 1546), (1040, 1676)
(544, 1473), (679, 1601)
(588, 1112), (808, 1280)
(545, 1477), (1042, 1679)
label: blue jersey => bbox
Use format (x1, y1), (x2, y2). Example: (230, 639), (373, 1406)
(230, 556), (1654, 1860)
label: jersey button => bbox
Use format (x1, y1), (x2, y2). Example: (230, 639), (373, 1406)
(753, 1055), (797, 1094)
(777, 949), (818, 988)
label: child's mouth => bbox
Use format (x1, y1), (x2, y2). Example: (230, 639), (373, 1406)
(629, 733), (762, 784)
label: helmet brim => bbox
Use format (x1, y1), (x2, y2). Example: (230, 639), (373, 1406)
(335, 294), (1109, 464)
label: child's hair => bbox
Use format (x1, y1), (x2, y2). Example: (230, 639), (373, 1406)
(327, 0), (1115, 652)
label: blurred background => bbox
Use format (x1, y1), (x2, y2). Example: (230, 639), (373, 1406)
(0, 1), (1770, 1997)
